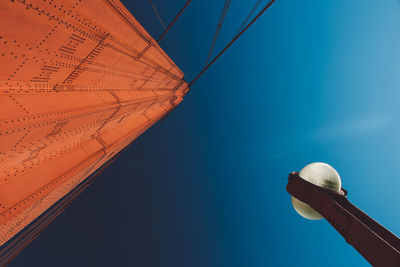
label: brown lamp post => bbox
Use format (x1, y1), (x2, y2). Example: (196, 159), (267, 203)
(286, 163), (400, 266)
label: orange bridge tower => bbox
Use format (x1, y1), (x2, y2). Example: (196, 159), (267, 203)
(0, 0), (188, 259)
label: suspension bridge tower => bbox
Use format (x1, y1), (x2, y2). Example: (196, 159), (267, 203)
(0, 0), (188, 264)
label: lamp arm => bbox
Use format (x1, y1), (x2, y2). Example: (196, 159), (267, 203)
(287, 173), (400, 267)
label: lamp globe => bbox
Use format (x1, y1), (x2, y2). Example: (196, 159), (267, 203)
(291, 162), (341, 220)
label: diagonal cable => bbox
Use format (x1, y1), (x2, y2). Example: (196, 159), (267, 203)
(205, 0), (232, 65)
(188, 0), (277, 88)
(157, 0), (192, 42)
(235, 0), (263, 37)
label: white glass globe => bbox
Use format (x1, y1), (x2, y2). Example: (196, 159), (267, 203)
(291, 162), (341, 220)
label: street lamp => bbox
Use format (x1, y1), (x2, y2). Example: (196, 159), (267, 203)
(286, 162), (400, 266)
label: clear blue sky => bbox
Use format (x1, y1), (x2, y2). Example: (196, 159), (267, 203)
(11, 0), (400, 266)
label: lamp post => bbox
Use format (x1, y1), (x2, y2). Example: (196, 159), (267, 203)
(286, 162), (400, 266)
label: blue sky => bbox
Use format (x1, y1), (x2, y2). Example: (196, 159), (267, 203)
(11, 1), (400, 266)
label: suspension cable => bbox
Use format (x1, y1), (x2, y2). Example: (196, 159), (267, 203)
(157, 0), (192, 43)
(188, 0), (277, 88)
(205, 0), (231, 65)
(149, 0), (166, 30)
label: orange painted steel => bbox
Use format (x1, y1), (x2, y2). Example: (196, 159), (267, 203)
(0, 0), (187, 246)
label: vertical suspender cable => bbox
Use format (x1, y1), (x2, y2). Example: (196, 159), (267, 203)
(234, 0), (263, 36)
(188, 0), (277, 88)
(157, 0), (192, 43)
(205, 0), (231, 65)
(0, 147), (129, 266)
(149, 0), (167, 30)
